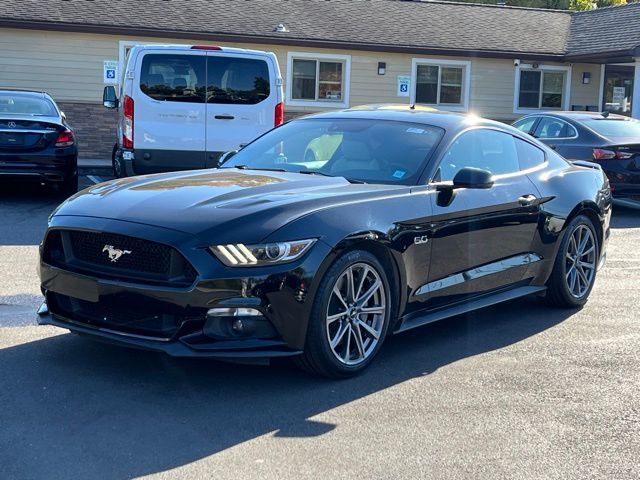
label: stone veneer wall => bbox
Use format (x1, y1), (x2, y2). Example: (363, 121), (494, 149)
(58, 102), (118, 160)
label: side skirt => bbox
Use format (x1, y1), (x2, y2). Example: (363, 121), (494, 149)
(393, 285), (547, 334)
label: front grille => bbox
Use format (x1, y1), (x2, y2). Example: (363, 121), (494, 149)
(48, 292), (205, 339)
(43, 229), (198, 287)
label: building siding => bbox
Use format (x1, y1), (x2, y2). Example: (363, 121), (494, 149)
(0, 27), (603, 159)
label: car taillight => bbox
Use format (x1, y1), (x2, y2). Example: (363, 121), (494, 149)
(275, 102), (284, 127)
(54, 130), (75, 147)
(593, 148), (633, 161)
(123, 95), (134, 149)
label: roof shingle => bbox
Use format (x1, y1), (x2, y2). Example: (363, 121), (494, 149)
(0, 0), (638, 60)
(0, 0), (571, 58)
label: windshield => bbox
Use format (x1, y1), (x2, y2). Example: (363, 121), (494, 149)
(0, 93), (57, 116)
(583, 118), (640, 138)
(222, 118), (445, 185)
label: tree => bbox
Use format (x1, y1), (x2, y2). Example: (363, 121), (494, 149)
(454, 0), (630, 11)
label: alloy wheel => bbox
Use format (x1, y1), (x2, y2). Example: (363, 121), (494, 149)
(565, 224), (596, 298)
(326, 262), (387, 366)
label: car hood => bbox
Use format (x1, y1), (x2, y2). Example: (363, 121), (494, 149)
(54, 169), (407, 243)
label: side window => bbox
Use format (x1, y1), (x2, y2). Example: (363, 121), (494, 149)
(140, 54), (206, 103)
(534, 118), (575, 139)
(515, 137), (546, 170)
(513, 117), (538, 135)
(435, 129), (520, 181)
(207, 57), (270, 105)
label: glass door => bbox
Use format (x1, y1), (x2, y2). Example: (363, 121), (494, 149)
(602, 65), (634, 116)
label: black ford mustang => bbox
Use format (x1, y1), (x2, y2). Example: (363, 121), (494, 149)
(38, 106), (611, 377)
(0, 89), (78, 195)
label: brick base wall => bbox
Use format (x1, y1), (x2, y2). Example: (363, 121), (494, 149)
(58, 102), (117, 160)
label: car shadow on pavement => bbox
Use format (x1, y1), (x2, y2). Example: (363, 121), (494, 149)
(0, 182), (63, 246)
(0, 295), (577, 479)
(611, 205), (640, 229)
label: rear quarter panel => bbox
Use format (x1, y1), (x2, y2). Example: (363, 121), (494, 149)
(526, 151), (611, 285)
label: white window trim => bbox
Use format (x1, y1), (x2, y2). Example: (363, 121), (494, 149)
(118, 40), (156, 86)
(513, 64), (572, 114)
(410, 58), (472, 112)
(286, 51), (351, 108)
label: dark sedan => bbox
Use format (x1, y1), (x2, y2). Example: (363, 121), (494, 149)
(513, 111), (640, 208)
(0, 89), (78, 195)
(38, 106), (611, 377)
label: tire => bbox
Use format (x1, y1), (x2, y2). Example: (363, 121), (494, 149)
(112, 144), (125, 178)
(545, 214), (599, 308)
(295, 250), (392, 378)
(57, 173), (78, 198)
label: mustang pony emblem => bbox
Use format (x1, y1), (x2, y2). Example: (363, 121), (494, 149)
(102, 244), (132, 263)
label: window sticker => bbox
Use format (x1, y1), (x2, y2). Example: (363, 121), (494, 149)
(392, 170), (406, 179)
(406, 127), (425, 134)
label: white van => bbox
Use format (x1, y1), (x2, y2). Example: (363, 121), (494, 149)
(103, 44), (283, 177)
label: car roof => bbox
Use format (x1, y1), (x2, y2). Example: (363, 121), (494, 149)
(300, 104), (509, 131)
(521, 111), (632, 122)
(130, 44), (274, 57)
(0, 88), (49, 97)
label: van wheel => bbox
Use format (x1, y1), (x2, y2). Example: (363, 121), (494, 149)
(112, 144), (126, 178)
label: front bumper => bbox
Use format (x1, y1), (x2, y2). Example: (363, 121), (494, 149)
(38, 216), (333, 358)
(37, 302), (300, 358)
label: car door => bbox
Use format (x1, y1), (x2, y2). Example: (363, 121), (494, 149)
(205, 52), (278, 166)
(421, 128), (543, 307)
(134, 50), (207, 172)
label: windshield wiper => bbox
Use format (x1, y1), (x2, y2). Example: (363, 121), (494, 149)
(230, 165), (288, 172)
(297, 169), (334, 178)
(298, 170), (366, 184)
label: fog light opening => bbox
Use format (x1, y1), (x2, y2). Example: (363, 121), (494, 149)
(207, 307), (262, 317)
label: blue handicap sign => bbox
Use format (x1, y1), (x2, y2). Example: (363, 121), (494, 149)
(106, 69), (116, 79)
(400, 84), (408, 93)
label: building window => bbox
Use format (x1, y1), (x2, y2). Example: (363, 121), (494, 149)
(514, 65), (571, 113)
(286, 52), (351, 108)
(411, 58), (471, 111)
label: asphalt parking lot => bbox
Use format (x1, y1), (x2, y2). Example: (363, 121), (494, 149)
(0, 178), (639, 480)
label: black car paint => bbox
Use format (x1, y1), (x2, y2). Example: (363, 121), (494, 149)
(0, 92), (77, 186)
(38, 109), (611, 358)
(513, 112), (640, 202)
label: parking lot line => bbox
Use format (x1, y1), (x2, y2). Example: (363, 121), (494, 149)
(87, 175), (103, 184)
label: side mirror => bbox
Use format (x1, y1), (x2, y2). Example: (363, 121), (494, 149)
(103, 86), (118, 109)
(218, 150), (238, 166)
(452, 167), (494, 189)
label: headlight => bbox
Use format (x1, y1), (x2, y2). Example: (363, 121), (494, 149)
(210, 239), (316, 267)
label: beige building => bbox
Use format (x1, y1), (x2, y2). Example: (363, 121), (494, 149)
(1, 0), (639, 159)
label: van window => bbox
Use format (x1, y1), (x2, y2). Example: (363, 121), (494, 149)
(140, 54), (206, 103)
(207, 57), (270, 105)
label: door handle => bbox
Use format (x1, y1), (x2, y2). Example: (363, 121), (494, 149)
(214, 115), (234, 120)
(518, 194), (538, 206)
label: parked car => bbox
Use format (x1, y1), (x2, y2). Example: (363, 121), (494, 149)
(0, 89), (77, 195)
(38, 106), (611, 378)
(103, 44), (284, 178)
(513, 111), (640, 208)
